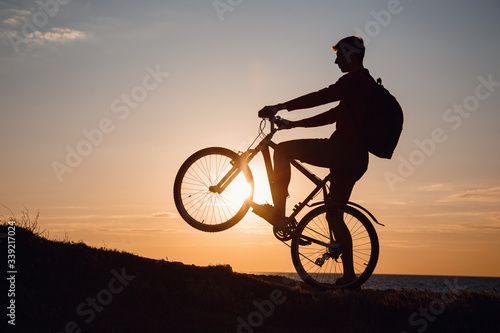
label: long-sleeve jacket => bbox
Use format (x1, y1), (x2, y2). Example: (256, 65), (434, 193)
(284, 68), (375, 147)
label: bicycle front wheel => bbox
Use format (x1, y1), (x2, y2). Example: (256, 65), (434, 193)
(291, 204), (379, 290)
(174, 147), (254, 232)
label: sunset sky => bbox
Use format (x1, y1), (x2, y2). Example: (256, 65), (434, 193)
(1, 0), (499, 277)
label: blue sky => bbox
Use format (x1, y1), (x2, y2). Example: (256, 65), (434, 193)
(1, 0), (499, 276)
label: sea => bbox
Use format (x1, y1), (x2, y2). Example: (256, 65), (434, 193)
(250, 273), (500, 293)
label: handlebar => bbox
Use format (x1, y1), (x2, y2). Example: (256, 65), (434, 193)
(241, 114), (284, 152)
(266, 115), (282, 134)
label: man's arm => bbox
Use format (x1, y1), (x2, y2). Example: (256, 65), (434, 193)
(289, 106), (340, 129)
(285, 84), (343, 111)
(258, 75), (346, 118)
(278, 105), (340, 130)
(258, 85), (340, 119)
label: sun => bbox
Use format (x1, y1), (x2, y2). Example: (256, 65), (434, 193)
(248, 165), (272, 205)
(220, 162), (272, 213)
(228, 172), (253, 202)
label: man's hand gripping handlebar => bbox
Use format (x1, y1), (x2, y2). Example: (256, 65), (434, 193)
(258, 103), (295, 130)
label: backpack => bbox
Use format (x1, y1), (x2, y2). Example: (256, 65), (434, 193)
(351, 76), (403, 159)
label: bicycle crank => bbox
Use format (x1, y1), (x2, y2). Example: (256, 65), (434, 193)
(273, 218), (297, 241)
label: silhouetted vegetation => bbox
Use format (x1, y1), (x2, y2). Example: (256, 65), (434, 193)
(1, 221), (499, 333)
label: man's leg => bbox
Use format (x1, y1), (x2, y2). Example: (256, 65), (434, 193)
(273, 139), (332, 223)
(272, 141), (296, 224)
(251, 141), (297, 227)
(327, 145), (368, 283)
(326, 179), (357, 282)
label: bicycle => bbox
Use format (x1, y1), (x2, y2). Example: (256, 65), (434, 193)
(173, 115), (383, 290)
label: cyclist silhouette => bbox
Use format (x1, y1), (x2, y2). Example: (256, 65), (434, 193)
(257, 36), (374, 285)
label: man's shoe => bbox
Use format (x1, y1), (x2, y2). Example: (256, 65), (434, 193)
(252, 204), (281, 225)
(252, 204), (298, 241)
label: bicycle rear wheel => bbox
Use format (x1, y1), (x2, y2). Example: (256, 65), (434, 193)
(291, 204), (379, 290)
(174, 147), (254, 232)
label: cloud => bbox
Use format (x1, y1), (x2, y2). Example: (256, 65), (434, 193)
(390, 225), (460, 234)
(3, 17), (19, 25)
(1, 8), (32, 21)
(386, 200), (420, 206)
(417, 183), (453, 192)
(32, 27), (89, 43)
(1, 8), (31, 26)
(152, 212), (178, 218)
(389, 218), (500, 234)
(383, 240), (432, 249)
(419, 211), (500, 221)
(451, 186), (500, 202)
(40, 213), (161, 223)
(459, 223), (500, 230)
(4, 27), (90, 51)
(1, 3), (90, 53)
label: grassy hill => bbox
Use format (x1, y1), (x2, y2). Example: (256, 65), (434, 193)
(1, 222), (499, 333)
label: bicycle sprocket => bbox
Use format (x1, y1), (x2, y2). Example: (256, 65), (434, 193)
(273, 218), (297, 241)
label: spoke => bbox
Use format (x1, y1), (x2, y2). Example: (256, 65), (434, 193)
(177, 150), (251, 228)
(293, 206), (376, 289)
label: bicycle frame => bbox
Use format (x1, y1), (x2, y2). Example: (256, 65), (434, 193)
(210, 116), (384, 228)
(212, 117), (329, 222)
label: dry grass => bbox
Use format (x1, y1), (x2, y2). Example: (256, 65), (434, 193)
(1, 205), (44, 235)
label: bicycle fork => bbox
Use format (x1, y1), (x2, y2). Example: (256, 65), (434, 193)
(208, 150), (255, 195)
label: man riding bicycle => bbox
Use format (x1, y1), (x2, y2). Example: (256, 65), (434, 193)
(256, 35), (375, 285)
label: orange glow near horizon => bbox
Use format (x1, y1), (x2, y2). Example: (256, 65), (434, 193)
(1, 1), (500, 280)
